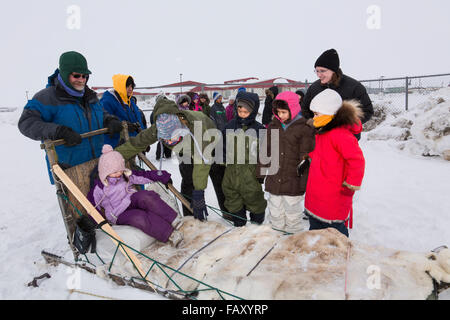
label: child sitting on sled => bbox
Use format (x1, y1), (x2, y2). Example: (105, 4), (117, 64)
(89, 144), (184, 247)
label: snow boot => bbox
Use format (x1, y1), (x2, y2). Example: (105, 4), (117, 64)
(73, 215), (98, 254)
(232, 207), (247, 227)
(171, 215), (184, 230)
(168, 230), (184, 248)
(250, 212), (265, 225)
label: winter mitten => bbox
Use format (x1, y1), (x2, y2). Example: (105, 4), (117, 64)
(56, 126), (82, 146)
(191, 190), (208, 221)
(104, 117), (123, 138)
(341, 185), (355, 197)
(126, 121), (141, 133)
(257, 177), (265, 184)
(297, 157), (311, 177)
(145, 170), (171, 185)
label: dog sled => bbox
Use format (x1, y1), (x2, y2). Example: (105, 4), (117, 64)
(40, 126), (450, 300)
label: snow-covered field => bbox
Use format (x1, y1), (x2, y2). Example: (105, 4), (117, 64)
(1, 88), (449, 300)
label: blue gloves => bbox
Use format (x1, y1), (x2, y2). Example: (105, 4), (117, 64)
(191, 190), (208, 221)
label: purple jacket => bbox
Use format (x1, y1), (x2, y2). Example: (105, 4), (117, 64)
(90, 170), (171, 224)
(225, 104), (235, 122)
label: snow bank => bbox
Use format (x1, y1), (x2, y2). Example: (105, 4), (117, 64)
(365, 87), (450, 157)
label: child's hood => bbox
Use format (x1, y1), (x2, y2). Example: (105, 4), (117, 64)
(112, 74), (132, 106)
(235, 91), (260, 120)
(272, 91), (301, 120)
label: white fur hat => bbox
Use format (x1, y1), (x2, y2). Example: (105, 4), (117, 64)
(310, 88), (343, 115)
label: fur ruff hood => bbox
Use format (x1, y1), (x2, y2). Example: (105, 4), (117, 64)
(317, 99), (363, 135)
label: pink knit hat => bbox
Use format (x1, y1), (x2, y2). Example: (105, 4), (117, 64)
(98, 144), (129, 185)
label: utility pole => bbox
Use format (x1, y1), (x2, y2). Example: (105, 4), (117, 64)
(180, 73), (183, 94)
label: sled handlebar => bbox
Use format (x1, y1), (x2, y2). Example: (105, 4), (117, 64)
(40, 128), (109, 149)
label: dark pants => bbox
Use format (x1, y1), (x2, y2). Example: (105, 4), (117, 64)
(178, 163), (227, 217)
(156, 142), (172, 160)
(308, 215), (349, 237)
(116, 190), (177, 242)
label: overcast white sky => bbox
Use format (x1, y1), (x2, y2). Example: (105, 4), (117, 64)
(2, 0), (450, 108)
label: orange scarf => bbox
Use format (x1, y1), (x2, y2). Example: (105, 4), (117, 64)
(313, 114), (334, 128)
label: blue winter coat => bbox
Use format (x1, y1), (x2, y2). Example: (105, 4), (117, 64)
(100, 90), (147, 148)
(18, 69), (107, 184)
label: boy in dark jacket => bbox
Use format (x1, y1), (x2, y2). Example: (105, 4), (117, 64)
(222, 92), (267, 227)
(210, 92), (227, 132)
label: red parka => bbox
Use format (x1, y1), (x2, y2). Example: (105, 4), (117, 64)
(304, 100), (365, 227)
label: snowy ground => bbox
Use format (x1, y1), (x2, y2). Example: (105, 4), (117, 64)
(1, 91), (449, 300)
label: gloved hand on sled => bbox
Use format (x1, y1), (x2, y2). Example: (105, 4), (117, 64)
(191, 190), (208, 221)
(56, 125), (82, 146)
(104, 117), (123, 138)
(145, 170), (172, 186)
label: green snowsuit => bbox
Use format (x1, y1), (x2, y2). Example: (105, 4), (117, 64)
(222, 92), (267, 216)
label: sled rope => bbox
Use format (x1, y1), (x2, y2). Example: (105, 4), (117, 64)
(344, 243), (352, 300)
(246, 243), (276, 277)
(181, 192), (293, 235)
(167, 227), (234, 287)
(57, 193), (244, 300)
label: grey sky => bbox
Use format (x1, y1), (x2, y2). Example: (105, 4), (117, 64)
(2, 0), (449, 108)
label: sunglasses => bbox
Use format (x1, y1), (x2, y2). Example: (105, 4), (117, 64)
(71, 73), (89, 79)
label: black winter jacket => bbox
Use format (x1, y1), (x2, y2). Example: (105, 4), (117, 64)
(262, 86), (279, 126)
(302, 74), (373, 124)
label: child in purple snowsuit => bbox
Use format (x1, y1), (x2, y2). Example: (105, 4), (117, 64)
(225, 96), (236, 122)
(90, 144), (183, 246)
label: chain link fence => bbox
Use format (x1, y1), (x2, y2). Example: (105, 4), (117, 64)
(95, 73), (450, 115)
(360, 73), (450, 113)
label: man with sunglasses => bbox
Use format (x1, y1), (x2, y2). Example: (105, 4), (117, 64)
(18, 51), (123, 184)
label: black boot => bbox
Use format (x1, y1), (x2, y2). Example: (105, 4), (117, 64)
(250, 212), (265, 225)
(232, 207), (247, 227)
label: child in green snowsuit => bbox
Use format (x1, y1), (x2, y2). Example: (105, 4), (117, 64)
(222, 91), (267, 227)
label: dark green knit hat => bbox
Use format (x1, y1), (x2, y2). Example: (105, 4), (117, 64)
(58, 51), (92, 87)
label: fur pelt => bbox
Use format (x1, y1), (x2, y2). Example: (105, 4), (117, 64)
(98, 217), (450, 300)
(318, 99), (363, 134)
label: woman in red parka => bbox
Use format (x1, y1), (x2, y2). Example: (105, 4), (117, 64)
(303, 89), (365, 237)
